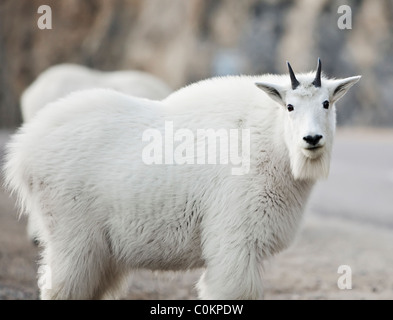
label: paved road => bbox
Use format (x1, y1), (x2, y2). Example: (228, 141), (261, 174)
(309, 129), (393, 228)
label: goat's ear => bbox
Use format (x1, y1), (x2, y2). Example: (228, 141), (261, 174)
(255, 82), (286, 106)
(329, 76), (361, 103)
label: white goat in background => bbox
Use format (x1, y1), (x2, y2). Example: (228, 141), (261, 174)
(21, 64), (172, 121)
(4, 59), (360, 299)
(20, 64), (172, 243)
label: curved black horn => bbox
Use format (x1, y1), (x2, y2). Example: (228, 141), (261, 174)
(312, 58), (322, 87)
(287, 61), (300, 90)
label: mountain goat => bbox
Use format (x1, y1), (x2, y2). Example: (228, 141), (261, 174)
(21, 64), (172, 243)
(21, 64), (172, 121)
(4, 59), (360, 299)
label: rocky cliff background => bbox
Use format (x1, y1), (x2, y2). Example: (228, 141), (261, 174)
(0, 0), (392, 128)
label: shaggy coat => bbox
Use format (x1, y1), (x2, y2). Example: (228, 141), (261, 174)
(20, 64), (172, 243)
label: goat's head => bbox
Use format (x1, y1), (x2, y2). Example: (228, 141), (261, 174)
(256, 58), (361, 181)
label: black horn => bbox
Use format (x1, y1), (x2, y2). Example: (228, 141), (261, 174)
(312, 58), (322, 87)
(287, 61), (300, 90)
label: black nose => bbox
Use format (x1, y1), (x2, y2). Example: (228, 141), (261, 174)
(303, 135), (323, 146)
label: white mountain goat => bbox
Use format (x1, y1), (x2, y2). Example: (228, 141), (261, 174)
(20, 64), (172, 243)
(21, 64), (172, 121)
(3, 59), (360, 299)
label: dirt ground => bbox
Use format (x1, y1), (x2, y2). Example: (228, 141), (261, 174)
(0, 128), (392, 300)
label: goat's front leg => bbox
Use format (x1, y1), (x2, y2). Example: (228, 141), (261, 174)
(197, 238), (264, 300)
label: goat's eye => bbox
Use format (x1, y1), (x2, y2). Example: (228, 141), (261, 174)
(287, 104), (294, 112)
(323, 100), (330, 109)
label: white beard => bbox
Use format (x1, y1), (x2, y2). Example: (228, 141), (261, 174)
(290, 146), (332, 181)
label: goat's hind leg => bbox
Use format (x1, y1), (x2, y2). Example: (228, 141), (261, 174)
(39, 229), (122, 300)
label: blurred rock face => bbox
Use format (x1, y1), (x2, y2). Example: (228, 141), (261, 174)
(0, 0), (392, 127)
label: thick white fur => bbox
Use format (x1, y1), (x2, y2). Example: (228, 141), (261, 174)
(21, 64), (172, 121)
(4, 71), (360, 299)
(21, 64), (172, 242)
